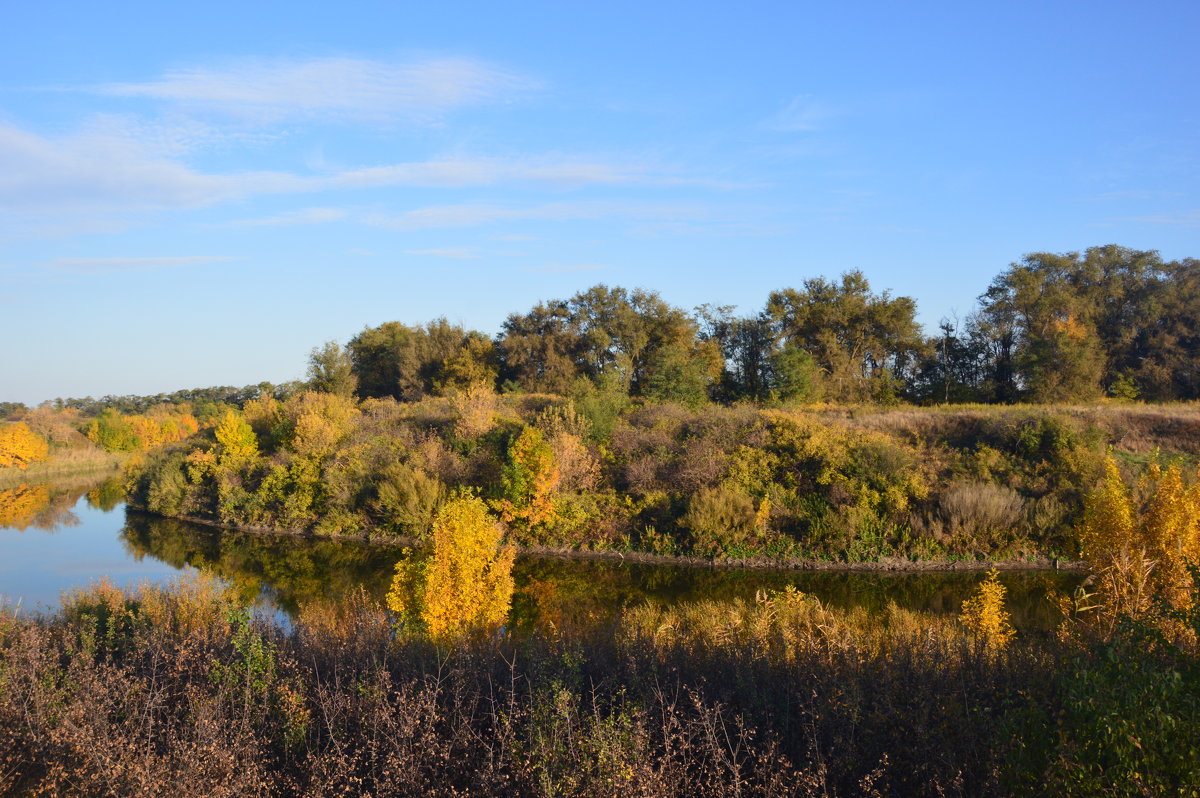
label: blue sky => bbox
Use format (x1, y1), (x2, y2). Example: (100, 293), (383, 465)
(2, 0), (1197, 405)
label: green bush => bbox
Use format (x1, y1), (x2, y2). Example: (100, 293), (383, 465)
(682, 484), (760, 556)
(372, 462), (445, 536)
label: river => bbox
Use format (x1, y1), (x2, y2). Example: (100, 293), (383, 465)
(0, 474), (1081, 631)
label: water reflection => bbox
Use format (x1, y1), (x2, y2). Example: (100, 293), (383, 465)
(1, 474), (1083, 632)
(120, 511), (1081, 633)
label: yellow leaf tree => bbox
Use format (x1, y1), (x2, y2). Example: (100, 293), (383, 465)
(214, 410), (258, 461)
(386, 495), (515, 642)
(0, 422), (50, 469)
(960, 568), (1015, 651)
(1077, 457), (1200, 626)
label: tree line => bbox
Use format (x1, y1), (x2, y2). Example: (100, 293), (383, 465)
(306, 244), (1197, 407)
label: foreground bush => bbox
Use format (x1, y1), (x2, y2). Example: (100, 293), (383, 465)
(2, 576), (1198, 796)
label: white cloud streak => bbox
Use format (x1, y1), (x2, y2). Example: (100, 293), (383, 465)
(404, 247), (480, 259)
(0, 121), (709, 227)
(229, 208), (348, 227)
(98, 57), (537, 123)
(368, 201), (710, 231)
(48, 255), (235, 274)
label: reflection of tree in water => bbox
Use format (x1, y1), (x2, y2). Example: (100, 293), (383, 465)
(85, 475), (126, 512)
(0, 480), (92, 531)
(120, 514), (396, 615)
(118, 512), (1081, 633)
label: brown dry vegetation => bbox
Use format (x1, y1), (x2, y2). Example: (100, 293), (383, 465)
(2, 574), (1198, 797)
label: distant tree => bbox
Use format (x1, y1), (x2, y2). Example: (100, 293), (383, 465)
(643, 344), (711, 408)
(85, 410), (142, 453)
(498, 285), (716, 397)
(972, 245), (1199, 402)
(307, 341), (358, 398)
(769, 344), (822, 403)
(348, 319), (495, 401)
(767, 271), (926, 402)
(696, 305), (773, 402)
(435, 331), (500, 394)
(0, 402), (27, 420)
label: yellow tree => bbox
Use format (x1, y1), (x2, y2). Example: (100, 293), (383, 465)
(960, 569), (1016, 651)
(280, 390), (359, 459)
(214, 410), (258, 461)
(1076, 457), (1200, 627)
(0, 422), (50, 469)
(386, 495), (515, 642)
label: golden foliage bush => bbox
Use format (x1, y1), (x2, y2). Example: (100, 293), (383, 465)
(280, 391), (360, 458)
(213, 410), (258, 461)
(386, 495), (515, 642)
(496, 426), (561, 533)
(959, 569), (1015, 651)
(1076, 457), (1200, 628)
(448, 382), (499, 440)
(0, 422), (50, 469)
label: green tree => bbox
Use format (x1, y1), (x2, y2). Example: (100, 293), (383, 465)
(768, 344), (822, 403)
(85, 409), (142, 453)
(643, 344), (711, 408)
(767, 271), (926, 403)
(348, 319), (496, 400)
(306, 340), (357, 398)
(498, 285), (715, 397)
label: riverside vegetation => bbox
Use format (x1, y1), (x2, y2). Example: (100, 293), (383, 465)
(2, 462), (1199, 795)
(106, 244), (1195, 564)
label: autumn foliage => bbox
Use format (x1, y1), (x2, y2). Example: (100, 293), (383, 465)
(959, 568), (1016, 651)
(0, 422), (49, 469)
(495, 426), (561, 534)
(1076, 457), (1200, 627)
(0, 484), (51, 528)
(386, 495), (515, 642)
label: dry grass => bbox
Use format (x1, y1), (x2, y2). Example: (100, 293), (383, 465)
(6, 577), (1197, 796)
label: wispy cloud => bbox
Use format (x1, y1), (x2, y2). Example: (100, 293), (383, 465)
(48, 255), (235, 274)
(0, 121), (304, 217)
(328, 157), (735, 190)
(98, 57), (538, 124)
(368, 200), (709, 231)
(523, 263), (610, 274)
(404, 247), (480, 259)
(767, 94), (838, 132)
(0, 120), (712, 231)
(229, 207), (348, 227)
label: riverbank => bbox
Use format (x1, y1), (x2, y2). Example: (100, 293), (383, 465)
(0, 452), (123, 488)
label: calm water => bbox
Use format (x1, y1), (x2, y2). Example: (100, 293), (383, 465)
(0, 475), (1082, 630)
